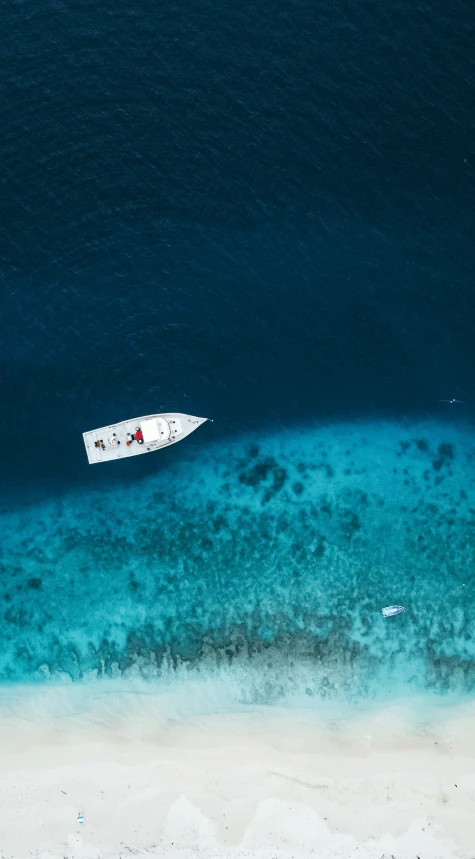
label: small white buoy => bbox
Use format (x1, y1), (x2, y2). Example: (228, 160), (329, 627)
(77, 812), (84, 825)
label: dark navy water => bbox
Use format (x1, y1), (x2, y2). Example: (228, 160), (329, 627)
(2, 0), (474, 486)
(1, 0), (475, 699)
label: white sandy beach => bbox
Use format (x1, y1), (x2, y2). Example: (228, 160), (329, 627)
(0, 686), (474, 859)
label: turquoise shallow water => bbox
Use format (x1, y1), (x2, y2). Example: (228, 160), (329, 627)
(1, 419), (474, 705)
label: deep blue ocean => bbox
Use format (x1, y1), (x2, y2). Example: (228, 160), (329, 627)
(1, 0), (474, 706)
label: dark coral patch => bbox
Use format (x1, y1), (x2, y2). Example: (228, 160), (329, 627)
(239, 457), (288, 503)
(212, 515), (227, 532)
(314, 537), (326, 557)
(201, 536), (214, 551)
(293, 482), (304, 496)
(272, 467), (287, 494)
(339, 510), (361, 540)
(27, 578), (42, 590)
(238, 457), (276, 488)
(439, 442), (454, 460)
(432, 443), (455, 471)
(415, 439), (429, 452)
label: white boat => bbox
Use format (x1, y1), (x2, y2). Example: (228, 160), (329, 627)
(83, 412), (209, 464)
(381, 605), (404, 617)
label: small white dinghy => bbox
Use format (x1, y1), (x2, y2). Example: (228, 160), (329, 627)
(381, 605), (404, 617)
(83, 412), (209, 464)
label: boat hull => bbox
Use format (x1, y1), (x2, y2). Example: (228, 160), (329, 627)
(381, 605), (404, 617)
(83, 413), (208, 464)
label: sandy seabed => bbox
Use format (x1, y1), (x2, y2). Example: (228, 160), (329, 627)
(0, 685), (474, 859)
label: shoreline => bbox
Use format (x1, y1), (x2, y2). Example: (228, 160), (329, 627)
(1, 687), (474, 858)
